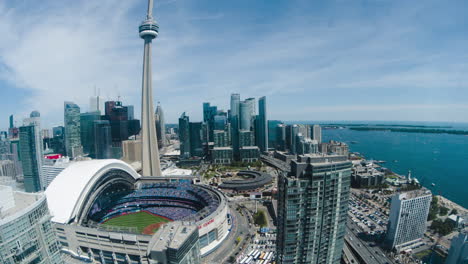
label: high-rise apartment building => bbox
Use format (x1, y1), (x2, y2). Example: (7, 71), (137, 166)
(313, 124), (322, 144)
(155, 103), (167, 148)
(239, 130), (254, 147)
(41, 157), (71, 188)
(64, 101), (83, 158)
(296, 134), (318, 155)
(276, 154), (352, 264)
(385, 189), (432, 250)
(213, 130), (229, 147)
(0, 185), (63, 264)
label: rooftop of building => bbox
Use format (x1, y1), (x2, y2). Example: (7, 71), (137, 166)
(353, 166), (383, 177)
(400, 188), (432, 200)
(0, 185), (43, 221)
(240, 146), (260, 150)
(149, 222), (197, 252)
(45, 159), (140, 224)
(296, 153), (349, 164)
(213, 146), (233, 150)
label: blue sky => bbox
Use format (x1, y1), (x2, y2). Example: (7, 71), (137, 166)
(0, 0), (467, 130)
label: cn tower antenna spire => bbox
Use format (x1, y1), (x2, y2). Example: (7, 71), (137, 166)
(147, 0), (154, 19)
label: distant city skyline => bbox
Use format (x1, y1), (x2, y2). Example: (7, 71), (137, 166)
(1, 0), (468, 129)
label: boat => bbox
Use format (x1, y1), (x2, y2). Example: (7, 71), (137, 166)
(431, 183), (436, 187)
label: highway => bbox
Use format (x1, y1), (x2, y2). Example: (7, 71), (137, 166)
(343, 242), (360, 264)
(260, 155), (290, 172)
(346, 220), (394, 264)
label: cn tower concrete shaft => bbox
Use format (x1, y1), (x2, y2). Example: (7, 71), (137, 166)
(140, 0), (162, 176)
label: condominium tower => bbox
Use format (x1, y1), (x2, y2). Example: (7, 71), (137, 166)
(64, 102), (83, 158)
(276, 154), (352, 264)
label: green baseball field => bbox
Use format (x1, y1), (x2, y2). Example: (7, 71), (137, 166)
(101, 211), (171, 235)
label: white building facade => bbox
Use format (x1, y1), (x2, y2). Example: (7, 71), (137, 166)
(385, 190), (432, 250)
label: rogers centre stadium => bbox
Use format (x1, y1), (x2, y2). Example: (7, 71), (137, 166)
(45, 159), (230, 263)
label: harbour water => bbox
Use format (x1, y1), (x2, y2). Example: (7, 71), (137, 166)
(321, 123), (468, 208)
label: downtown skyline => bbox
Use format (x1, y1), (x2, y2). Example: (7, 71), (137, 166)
(1, 0), (468, 130)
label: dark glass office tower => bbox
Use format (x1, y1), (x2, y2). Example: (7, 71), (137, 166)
(93, 120), (112, 159)
(19, 125), (42, 192)
(189, 122), (203, 157)
(230, 94), (240, 159)
(179, 112), (191, 158)
(80, 111), (101, 156)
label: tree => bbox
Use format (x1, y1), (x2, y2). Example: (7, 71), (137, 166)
(428, 195), (439, 220)
(253, 210), (268, 227)
(430, 219), (455, 236)
(450, 209), (458, 215)
(439, 206), (449, 216)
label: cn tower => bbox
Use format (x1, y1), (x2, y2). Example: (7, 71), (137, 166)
(139, 0), (162, 176)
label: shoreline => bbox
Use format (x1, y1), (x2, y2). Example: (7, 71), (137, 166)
(436, 195), (468, 215)
(358, 155), (467, 212)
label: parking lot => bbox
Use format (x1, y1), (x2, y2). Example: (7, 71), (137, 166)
(348, 192), (389, 236)
(236, 231), (276, 263)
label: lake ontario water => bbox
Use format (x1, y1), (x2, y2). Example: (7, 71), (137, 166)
(321, 123), (468, 208)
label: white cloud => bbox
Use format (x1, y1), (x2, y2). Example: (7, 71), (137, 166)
(0, 0), (468, 128)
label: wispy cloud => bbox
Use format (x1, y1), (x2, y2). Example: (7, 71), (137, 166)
(0, 0), (467, 129)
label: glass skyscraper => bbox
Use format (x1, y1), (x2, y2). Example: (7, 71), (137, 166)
(179, 112), (191, 158)
(64, 102), (83, 158)
(257, 96), (268, 152)
(80, 111), (101, 156)
(276, 154), (352, 264)
(19, 111), (44, 192)
(230, 94), (240, 159)
(239, 101), (253, 131)
(93, 120), (112, 159)
(189, 122), (203, 157)
(19, 125), (42, 192)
